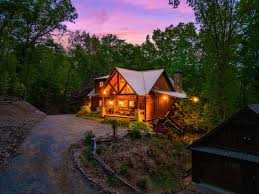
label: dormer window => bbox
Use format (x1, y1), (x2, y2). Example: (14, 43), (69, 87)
(99, 81), (104, 88)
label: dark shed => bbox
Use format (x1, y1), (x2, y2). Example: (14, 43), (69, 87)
(190, 104), (259, 193)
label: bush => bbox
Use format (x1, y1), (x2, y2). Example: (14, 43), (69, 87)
(129, 128), (142, 139)
(77, 104), (91, 116)
(84, 147), (97, 166)
(137, 176), (149, 190)
(83, 130), (95, 146)
(129, 121), (149, 131)
(120, 162), (129, 176)
(108, 176), (121, 187)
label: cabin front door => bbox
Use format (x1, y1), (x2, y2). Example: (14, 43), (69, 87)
(241, 163), (257, 194)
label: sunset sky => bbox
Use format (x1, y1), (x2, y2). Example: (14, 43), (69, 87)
(65, 0), (195, 45)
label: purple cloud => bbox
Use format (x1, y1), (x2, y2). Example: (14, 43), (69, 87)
(60, 0), (195, 45)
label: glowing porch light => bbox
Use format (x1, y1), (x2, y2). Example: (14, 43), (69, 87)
(191, 96), (199, 104)
(103, 90), (107, 95)
(163, 95), (168, 100)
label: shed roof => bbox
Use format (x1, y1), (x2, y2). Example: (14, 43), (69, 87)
(191, 146), (259, 164)
(190, 104), (259, 148)
(248, 104), (259, 115)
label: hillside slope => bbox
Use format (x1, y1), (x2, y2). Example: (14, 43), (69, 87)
(0, 100), (46, 167)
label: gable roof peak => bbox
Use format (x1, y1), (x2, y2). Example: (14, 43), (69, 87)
(114, 67), (165, 95)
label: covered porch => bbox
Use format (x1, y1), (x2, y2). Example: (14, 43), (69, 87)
(101, 95), (140, 120)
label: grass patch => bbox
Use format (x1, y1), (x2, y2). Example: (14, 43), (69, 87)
(120, 161), (130, 176)
(137, 176), (149, 190)
(129, 128), (142, 139)
(108, 176), (122, 188)
(150, 172), (184, 193)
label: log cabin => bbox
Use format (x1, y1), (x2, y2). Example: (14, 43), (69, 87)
(190, 104), (259, 194)
(87, 67), (186, 121)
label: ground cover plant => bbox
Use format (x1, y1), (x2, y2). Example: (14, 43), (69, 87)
(80, 133), (192, 193)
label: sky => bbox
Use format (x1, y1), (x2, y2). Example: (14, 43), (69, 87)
(64, 0), (195, 45)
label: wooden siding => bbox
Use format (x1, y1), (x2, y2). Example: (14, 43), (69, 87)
(152, 73), (173, 91)
(198, 109), (259, 155)
(95, 78), (106, 94)
(145, 93), (173, 121)
(192, 151), (258, 194)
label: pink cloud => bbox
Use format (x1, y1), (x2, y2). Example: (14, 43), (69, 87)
(113, 0), (193, 13)
(95, 30), (148, 44)
(90, 9), (109, 25)
(59, 0), (195, 46)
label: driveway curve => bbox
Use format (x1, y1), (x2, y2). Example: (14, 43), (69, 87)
(0, 115), (127, 194)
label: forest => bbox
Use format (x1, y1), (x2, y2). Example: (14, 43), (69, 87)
(0, 0), (258, 131)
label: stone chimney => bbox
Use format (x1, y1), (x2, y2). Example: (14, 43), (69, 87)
(173, 69), (183, 93)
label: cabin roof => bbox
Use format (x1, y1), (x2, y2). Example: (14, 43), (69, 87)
(91, 67), (186, 96)
(87, 88), (96, 96)
(115, 67), (165, 96)
(155, 90), (187, 98)
(192, 146), (259, 164)
(190, 104), (259, 148)
(94, 75), (110, 80)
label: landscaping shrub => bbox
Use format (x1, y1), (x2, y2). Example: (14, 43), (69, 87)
(129, 121), (149, 131)
(84, 147), (97, 166)
(183, 162), (192, 172)
(118, 118), (131, 127)
(137, 176), (149, 190)
(129, 128), (142, 139)
(108, 176), (121, 187)
(120, 162), (129, 176)
(77, 104), (91, 116)
(83, 130), (95, 146)
(101, 117), (131, 128)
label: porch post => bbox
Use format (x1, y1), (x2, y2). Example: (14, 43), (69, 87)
(135, 96), (143, 122)
(101, 96), (105, 117)
(134, 95), (138, 121)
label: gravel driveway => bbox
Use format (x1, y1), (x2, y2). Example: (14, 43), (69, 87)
(0, 115), (127, 194)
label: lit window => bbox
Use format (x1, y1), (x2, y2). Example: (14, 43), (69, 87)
(99, 100), (102, 106)
(129, 100), (134, 107)
(118, 100), (127, 107)
(99, 81), (104, 88)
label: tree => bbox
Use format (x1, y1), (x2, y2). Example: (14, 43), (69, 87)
(169, 0), (253, 127)
(1, 0), (77, 88)
(237, 0), (259, 106)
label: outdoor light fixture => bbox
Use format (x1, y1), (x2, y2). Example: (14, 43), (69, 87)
(191, 96), (199, 104)
(163, 95), (168, 100)
(109, 100), (113, 105)
(103, 90), (107, 94)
